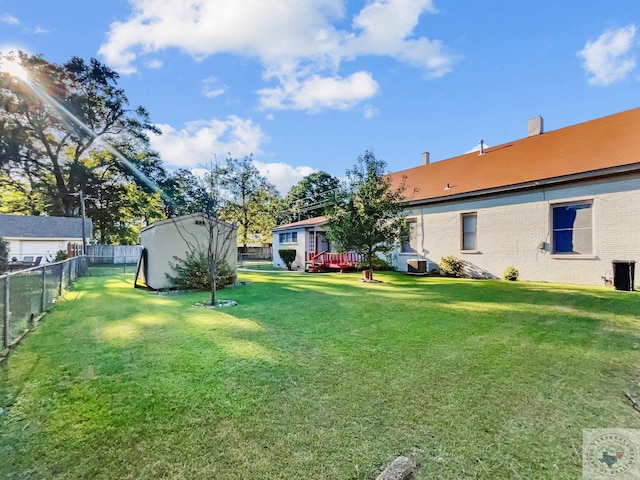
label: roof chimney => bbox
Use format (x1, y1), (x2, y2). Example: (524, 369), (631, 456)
(527, 115), (544, 137)
(478, 139), (485, 155)
(421, 152), (430, 165)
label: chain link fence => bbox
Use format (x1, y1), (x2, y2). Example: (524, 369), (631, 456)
(85, 257), (140, 276)
(85, 245), (141, 276)
(1, 256), (88, 357)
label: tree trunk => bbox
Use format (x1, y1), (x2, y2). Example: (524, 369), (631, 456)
(210, 278), (217, 306)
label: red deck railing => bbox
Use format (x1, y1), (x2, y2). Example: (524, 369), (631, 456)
(305, 251), (361, 273)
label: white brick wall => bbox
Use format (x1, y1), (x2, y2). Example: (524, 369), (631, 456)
(395, 174), (640, 286)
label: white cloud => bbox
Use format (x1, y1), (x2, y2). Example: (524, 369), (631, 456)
(257, 70), (379, 111)
(146, 59), (163, 69)
(346, 0), (454, 77)
(188, 156), (315, 195)
(202, 75), (227, 98)
(362, 103), (378, 119)
(98, 0), (346, 74)
(204, 88), (225, 98)
(150, 115), (315, 193)
(98, 0), (457, 111)
(253, 160), (316, 194)
(0, 13), (19, 25)
(578, 24), (637, 86)
(149, 116), (269, 169)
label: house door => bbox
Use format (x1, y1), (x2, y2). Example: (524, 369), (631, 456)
(317, 233), (330, 252)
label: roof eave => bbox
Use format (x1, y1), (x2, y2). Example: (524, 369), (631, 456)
(404, 162), (640, 207)
(272, 221), (328, 233)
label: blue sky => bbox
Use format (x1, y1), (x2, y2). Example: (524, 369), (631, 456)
(1, 1), (639, 194)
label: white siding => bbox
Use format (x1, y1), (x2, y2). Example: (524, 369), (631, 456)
(394, 174), (640, 286)
(272, 228), (307, 270)
(6, 238), (82, 263)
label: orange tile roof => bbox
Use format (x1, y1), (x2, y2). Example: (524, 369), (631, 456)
(389, 107), (640, 204)
(272, 215), (328, 231)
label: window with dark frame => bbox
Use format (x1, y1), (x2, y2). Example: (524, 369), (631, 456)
(461, 212), (477, 251)
(279, 232), (298, 243)
(551, 202), (593, 255)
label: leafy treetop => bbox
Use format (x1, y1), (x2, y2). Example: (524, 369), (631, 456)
(326, 150), (410, 281)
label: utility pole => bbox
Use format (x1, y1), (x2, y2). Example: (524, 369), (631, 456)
(80, 190), (87, 255)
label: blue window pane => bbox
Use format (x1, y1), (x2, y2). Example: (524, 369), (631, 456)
(553, 204), (592, 229)
(553, 206), (577, 229)
(552, 203), (592, 254)
(553, 230), (574, 253)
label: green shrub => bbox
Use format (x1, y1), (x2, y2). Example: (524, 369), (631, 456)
(504, 266), (519, 281)
(278, 248), (297, 270)
(439, 255), (465, 277)
(55, 250), (68, 262)
(166, 250), (235, 291)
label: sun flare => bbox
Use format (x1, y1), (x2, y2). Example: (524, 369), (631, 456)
(0, 58), (29, 82)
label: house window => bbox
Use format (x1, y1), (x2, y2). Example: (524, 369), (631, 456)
(552, 202), (593, 255)
(461, 213), (477, 251)
(400, 219), (419, 254)
(279, 232), (298, 243)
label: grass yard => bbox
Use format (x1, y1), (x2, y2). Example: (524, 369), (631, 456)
(1, 271), (639, 479)
(238, 260), (285, 271)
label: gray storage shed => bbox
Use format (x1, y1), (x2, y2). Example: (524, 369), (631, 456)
(137, 213), (237, 290)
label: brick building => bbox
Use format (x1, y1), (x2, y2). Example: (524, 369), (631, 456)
(389, 107), (640, 286)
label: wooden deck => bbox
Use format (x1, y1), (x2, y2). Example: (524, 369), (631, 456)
(305, 251), (361, 273)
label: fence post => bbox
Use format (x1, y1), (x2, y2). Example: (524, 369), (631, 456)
(3, 277), (9, 350)
(41, 266), (46, 313)
(59, 263), (64, 296)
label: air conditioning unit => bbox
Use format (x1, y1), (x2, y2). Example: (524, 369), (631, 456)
(407, 259), (427, 273)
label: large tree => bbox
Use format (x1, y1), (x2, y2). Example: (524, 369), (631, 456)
(219, 155), (280, 250)
(160, 168), (215, 217)
(326, 150), (410, 281)
(0, 51), (165, 222)
(282, 171), (340, 223)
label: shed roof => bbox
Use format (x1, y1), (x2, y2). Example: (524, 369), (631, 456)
(0, 214), (92, 239)
(389, 107), (640, 204)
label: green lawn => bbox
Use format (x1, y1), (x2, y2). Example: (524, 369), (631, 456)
(238, 260), (285, 271)
(1, 271), (639, 479)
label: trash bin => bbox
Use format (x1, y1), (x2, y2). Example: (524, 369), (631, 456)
(612, 260), (636, 291)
